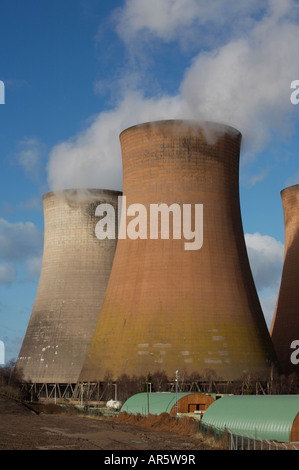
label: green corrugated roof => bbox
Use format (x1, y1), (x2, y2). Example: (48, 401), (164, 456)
(121, 392), (193, 416)
(202, 395), (299, 443)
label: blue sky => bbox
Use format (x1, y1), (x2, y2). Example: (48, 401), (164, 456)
(1, 0), (299, 363)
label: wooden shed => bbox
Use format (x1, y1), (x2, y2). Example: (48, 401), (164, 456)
(169, 392), (215, 416)
(120, 392), (215, 417)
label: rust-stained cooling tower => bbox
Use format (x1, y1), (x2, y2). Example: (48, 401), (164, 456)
(16, 189), (121, 384)
(79, 120), (277, 382)
(271, 184), (299, 375)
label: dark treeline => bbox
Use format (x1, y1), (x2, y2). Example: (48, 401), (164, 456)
(98, 368), (299, 402)
(1, 361), (299, 404)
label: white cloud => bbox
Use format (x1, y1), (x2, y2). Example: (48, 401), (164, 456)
(260, 294), (279, 329)
(47, 0), (299, 192)
(180, 7), (299, 156)
(245, 232), (284, 327)
(47, 91), (183, 191)
(26, 255), (43, 280)
(247, 168), (271, 187)
(116, 0), (267, 46)
(17, 137), (45, 183)
(0, 218), (43, 262)
(0, 263), (17, 285)
(0, 218), (43, 284)
(245, 232), (284, 291)
(117, 0), (204, 43)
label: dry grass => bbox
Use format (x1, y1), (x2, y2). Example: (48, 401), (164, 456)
(112, 411), (198, 435)
(110, 411), (229, 449)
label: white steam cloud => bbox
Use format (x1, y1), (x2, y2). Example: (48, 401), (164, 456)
(47, 0), (299, 192)
(47, 92), (183, 191)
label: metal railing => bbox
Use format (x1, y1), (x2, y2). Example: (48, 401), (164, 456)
(198, 421), (299, 450)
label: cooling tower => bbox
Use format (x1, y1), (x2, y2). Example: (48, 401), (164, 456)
(270, 184), (299, 375)
(79, 120), (277, 382)
(16, 189), (121, 384)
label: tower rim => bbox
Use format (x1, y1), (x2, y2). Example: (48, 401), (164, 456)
(119, 119), (242, 140)
(42, 188), (122, 201)
(281, 184), (299, 197)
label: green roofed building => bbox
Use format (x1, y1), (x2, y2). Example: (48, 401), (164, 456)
(120, 392), (216, 417)
(202, 395), (299, 443)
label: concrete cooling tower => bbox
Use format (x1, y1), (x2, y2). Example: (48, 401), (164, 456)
(271, 184), (299, 376)
(79, 120), (277, 382)
(16, 189), (121, 384)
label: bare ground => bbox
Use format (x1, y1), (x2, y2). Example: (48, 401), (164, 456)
(0, 395), (211, 451)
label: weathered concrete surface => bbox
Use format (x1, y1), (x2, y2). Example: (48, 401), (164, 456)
(80, 120), (276, 382)
(16, 189), (121, 384)
(271, 184), (299, 375)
